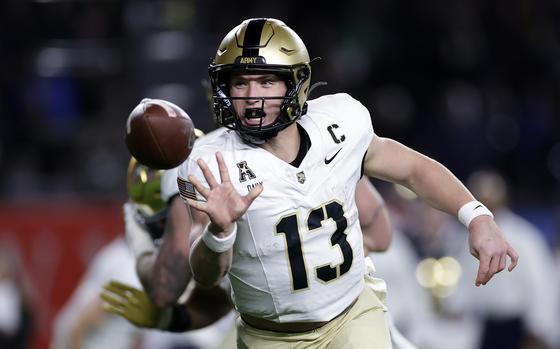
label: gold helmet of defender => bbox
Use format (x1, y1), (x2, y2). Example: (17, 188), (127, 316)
(209, 18), (312, 144)
(127, 157), (167, 240)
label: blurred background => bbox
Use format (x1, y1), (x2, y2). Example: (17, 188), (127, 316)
(0, 0), (558, 348)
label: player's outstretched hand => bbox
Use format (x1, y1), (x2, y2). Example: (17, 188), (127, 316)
(187, 152), (263, 231)
(467, 216), (519, 286)
(100, 280), (167, 328)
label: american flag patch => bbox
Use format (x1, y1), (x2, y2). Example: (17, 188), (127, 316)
(177, 177), (198, 201)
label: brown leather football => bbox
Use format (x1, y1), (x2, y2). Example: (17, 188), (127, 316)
(125, 98), (195, 169)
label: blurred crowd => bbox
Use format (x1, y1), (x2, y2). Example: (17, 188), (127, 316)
(0, 0), (559, 349)
(371, 170), (560, 349)
(0, 0), (559, 203)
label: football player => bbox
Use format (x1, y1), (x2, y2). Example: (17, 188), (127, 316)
(103, 175), (421, 348)
(50, 234), (144, 349)
(50, 159), (156, 349)
(118, 156), (237, 348)
(154, 18), (518, 348)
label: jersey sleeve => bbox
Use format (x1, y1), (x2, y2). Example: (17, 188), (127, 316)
(336, 93), (375, 156)
(177, 154), (211, 203)
(310, 93), (375, 159)
(176, 130), (231, 203)
(160, 167), (179, 203)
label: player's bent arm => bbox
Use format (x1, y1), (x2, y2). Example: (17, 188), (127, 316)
(136, 251), (156, 291)
(147, 196), (196, 307)
(356, 177), (392, 254)
(364, 137), (473, 215)
(186, 152), (262, 288)
(364, 136), (518, 286)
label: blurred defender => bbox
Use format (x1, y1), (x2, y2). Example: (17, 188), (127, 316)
(51, 235), (143, 348)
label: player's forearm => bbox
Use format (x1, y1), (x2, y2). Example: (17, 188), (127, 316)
(403, 157), (474, 216)
(189, 234), (232, 288)
(145, 198), (194, 307)
(136, 252), (156, 291)
(148, 232), (190, 307)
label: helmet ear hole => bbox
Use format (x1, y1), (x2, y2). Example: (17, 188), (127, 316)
(297, 67), (310, 81)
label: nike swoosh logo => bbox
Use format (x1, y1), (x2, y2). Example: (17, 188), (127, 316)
(474, 204), (483, 210)
(325, 149), (342, 164)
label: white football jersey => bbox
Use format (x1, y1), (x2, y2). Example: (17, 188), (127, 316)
(178, 93), (375, 323)
(161, 128), (228, 202)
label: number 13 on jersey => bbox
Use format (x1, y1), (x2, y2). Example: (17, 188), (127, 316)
(274, 200), (353, 291)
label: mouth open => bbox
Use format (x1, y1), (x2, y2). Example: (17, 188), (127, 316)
(244, 108), (266, 119)
(242, 108), (266, 127)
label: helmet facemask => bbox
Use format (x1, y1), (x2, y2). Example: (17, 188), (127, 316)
(209, 18), (312, 145)
(210, 65), (310, 144)
(133, 205), (168, 242)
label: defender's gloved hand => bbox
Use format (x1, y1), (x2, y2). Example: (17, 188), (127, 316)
(100, 280), (171, 329)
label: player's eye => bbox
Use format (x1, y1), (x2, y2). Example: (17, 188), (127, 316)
(231, 79), (247, 88)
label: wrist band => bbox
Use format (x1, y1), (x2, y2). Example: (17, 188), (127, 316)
(201, 224), (237, 253)
(458, 201), (494, 228)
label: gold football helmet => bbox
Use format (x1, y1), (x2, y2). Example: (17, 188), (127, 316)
(209, 18), (312, 144)
(127, 157), (167, 240)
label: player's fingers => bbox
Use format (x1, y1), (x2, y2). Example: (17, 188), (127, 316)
(245, 184), (263, 203)
(507, 244), (519, 272)
(215, 152), (231, 183)
(103, 285), (141, 301)
(102, 284), (126, 298)
(186, 197), (206, 212)
(475, 255), (491, 286)
(126, 295), (141, 306)
(102, 302), (125, 316)
(99, 290), (127, 309)
(197, 158), (219, 189)
(487, 254), (501, 282)
(188, 175), (210, 198)
(469, 246), (480, 260)
(498, 253), (506, 273)
(105, 280), (141, 295)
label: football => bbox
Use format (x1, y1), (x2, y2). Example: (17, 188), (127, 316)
(125, 98), (195, 169)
